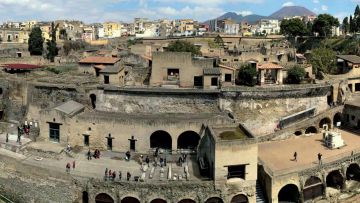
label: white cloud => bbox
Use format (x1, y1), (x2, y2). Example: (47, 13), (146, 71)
(321, 5), (328, 11)
(313, 0), (319, 3)
(282, 2), (295, 7)
(334, 12), (351, 21)
(237, 10), (253, 16)
(154, 0), (263, 6)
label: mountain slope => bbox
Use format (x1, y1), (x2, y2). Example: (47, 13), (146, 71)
(269, 6), (316, 19)
(211, 12), (266, 24)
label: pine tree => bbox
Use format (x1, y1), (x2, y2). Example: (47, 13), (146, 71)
(350, 15), (355, 33)
(28, 27), (44, 55)
(343, 17), (349, 34)
(46, 22), (59, 62)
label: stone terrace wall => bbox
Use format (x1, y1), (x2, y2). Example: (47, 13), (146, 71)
(95, 88), (220, 114)
(221, 85), (331, 136)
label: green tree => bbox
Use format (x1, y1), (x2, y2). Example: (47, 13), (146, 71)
(287, 65), (306, 84)
(306, 21), (313, 36)
(28, 27), (44, 55)
(166, 40), (201, 56)
(237, 64), (257, 86)
(46, 22), (59, 62)
(350, 15), (355, 33)
(312, 14), (340, 37)
(310, 47), (336, 77)
(343, 17), (350, 34)
(280, 18), (308, 37)
(214, 35), (224, 48)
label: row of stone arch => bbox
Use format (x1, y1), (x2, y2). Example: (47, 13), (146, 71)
(278, 163), (360, 202)
(294, 113), (343, 136)
(90, 193), (248, 203)
(150, 130), (201, 150)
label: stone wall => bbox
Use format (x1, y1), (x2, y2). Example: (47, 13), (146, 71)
(95, 89), (220, 114)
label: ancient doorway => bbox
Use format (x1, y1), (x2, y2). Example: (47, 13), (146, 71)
(82, 191), (89, 203)
(121, 197), (140, 203)
(305, 126), (318, 134)
(333, 113), (342, 127)
(90, 94), (97, 109)
(303, 176), (324, 201)
(205, 197), (224, 203)
(95, 193), (114, 203)
(150, 131), (172, 150)
(319, 118), (331, 129)
(346, 163), (360, 181)
(128, 136), (137, 151)
(278, 184), (300, 203)
(106, 134), (114, 151)
(230, 194), (248, 203)
(178, 199), (196, 203)
(49, 123), (60, 142)
(177, 131), (200, 150)
(326, 170), (344, 189)
(150, 199), (167, 203)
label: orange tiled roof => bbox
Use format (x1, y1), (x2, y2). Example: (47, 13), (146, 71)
(79, 56), (120, 65)
(258, 62), (283, 70)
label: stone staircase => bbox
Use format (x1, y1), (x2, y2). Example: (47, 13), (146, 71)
(256, 181), (267, 203)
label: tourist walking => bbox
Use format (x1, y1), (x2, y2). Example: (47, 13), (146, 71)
(160, 157), (164, 167)
(125, 151), (131, 161)
(318, 153), (322, 165)
(87, 149), (92, 160)
(66, 163), (71, 173)
(112, 171), (116, 181)
(145, 156), (150, 167)
(139, 155), (143, 165)
(293, 152), (297, 162)
(105, 168), (108, 180)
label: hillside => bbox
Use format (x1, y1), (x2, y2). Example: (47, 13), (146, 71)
(269, 6), (316, 19)
(207, 6), (316, 25)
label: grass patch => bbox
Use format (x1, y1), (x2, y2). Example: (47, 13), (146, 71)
(46, 64), (77, 74)
(219, 127), (247, 140)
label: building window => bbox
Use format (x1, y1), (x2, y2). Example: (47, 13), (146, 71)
(83, 135), (89, 146)
(104, 75), (109, 84)
(234, 59), (239, 62)
(167, 68), (179, 81)
(264, 58), (268, 62)
(352, 115), (356, 121)
(227, 164), (246, 179)
(211, 77), (218, 86)
(225, 74), (232, 82)
(222, 59), (227, 62)
(49, 123), (60, 142)
(346, 114), (350, 122)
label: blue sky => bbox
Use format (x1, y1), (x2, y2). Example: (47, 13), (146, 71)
(0, 0), (359, 23)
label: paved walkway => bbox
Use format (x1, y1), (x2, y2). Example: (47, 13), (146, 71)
(5, 147), (203, 183)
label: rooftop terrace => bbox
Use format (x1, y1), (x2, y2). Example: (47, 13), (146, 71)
(259, 129), (360, 176)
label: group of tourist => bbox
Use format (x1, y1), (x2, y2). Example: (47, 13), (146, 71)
(139, 154), (167, 168)
(87, 149), (101, 160)
(178, 154), (187, 166)
(65, 161), (76, 173)
(293, 152), (323, 165)
(104, 168), (132, 181)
